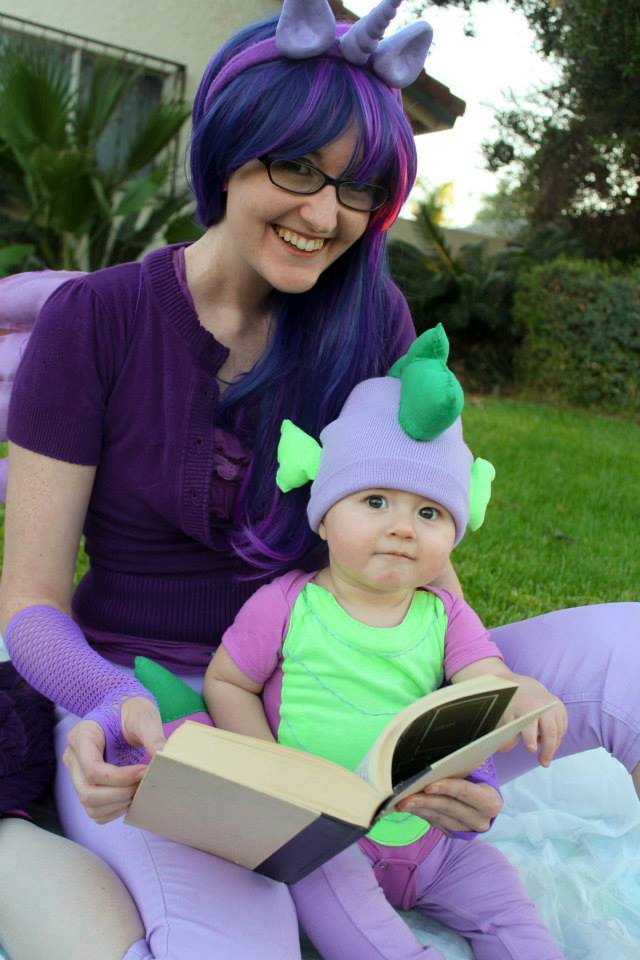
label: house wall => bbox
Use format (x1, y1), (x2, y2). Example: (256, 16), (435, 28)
(0, 0), (279, 101)
(390, 217), (508, 257)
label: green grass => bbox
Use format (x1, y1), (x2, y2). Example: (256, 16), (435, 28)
(454, 398), (639, 626)
(1, 399), (638, 626)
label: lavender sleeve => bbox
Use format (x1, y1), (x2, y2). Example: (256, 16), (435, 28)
(426, 588), (504, 680)
(221, 573), (302, 684)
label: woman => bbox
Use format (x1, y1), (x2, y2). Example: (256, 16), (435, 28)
(0, 4), (638, 959)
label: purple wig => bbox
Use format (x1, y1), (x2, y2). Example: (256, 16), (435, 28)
(189, 17), (418, 574)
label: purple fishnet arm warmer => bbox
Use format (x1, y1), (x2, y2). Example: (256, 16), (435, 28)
(5, 605), (157, 766)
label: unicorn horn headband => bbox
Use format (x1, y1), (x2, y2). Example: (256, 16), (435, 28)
(203, 0), (433, 111)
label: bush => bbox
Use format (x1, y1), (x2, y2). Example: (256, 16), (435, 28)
(514, 258), (640, 414)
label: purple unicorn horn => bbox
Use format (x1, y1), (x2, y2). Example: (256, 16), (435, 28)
(340, 0), (402, 66)
(372, 20), (433, 88)
(275, 0), (336, 59)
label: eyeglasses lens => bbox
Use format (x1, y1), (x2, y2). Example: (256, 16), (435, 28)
(268, 159), (386, 212)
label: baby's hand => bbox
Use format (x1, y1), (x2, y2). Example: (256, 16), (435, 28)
(497, 675), (568, 766)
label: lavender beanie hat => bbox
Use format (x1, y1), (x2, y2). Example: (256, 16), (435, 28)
(277, 324), (494, 546)
(308, 377), (472, 544)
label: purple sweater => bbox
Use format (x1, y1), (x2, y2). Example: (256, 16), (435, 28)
(7, 245), (414, 671)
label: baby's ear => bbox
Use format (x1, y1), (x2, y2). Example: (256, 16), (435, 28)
(318, 519), (328, 542)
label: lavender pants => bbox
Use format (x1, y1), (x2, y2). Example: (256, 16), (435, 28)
(292, 834), (564, 959)
(53, 603), (640, 959)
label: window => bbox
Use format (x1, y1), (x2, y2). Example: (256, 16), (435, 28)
(0, 12), (185, 173)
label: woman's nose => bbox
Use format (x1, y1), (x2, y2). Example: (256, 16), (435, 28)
(299, 185), (339, 234)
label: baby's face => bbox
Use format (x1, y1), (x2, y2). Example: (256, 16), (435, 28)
(318, 489), (456, 595)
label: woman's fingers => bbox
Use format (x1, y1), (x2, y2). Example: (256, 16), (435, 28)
(63, 718), (149, 822)
(396, 778), (502, 834)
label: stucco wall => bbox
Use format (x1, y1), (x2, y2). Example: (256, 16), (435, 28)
(0, 1), (278, 101)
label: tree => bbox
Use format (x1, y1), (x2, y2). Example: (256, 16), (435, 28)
(483, 0), (640, 260)
(0, 43), (195, 271)
(407, 0), (639, 258)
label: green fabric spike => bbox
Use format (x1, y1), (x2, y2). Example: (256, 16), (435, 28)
(276, 419), (322, 493)
(387, 323), (449, 378)
(387, 324), (464, 441)
(397, 359), (464, 441)
(468, 458), (496, 531)
(134, 656), (206, 723)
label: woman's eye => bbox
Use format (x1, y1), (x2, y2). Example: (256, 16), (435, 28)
(419, 506), (439, 520)
(366, 495), (387, 509)
(280, 159), (314, 178)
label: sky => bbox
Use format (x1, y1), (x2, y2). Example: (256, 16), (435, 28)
(347, 0), (560, 227)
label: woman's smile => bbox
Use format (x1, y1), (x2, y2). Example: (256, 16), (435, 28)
(272, 224), (327, 253)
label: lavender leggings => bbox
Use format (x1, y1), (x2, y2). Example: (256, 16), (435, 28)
(54, 603), (640, 959)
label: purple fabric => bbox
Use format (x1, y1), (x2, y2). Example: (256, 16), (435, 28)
(220, 573), (502, 734)
(0, 271), (83, 330)
(0, 270), (81, 498)
(5, 250), (415, 663)
(0, 660), (55, 811)
(54, 708), (302, 960)
(5, 606), (156, 765)
(50, 605), (640, 957)
(292, 835), (563, 959)
(491, 602), (640, 780)
(307, 379), (473, 543)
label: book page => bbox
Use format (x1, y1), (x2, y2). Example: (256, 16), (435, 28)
(381, 702), (552, 812)
(355, 675), (517, 793)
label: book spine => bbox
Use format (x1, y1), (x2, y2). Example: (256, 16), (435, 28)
(255, 814), (368, 884)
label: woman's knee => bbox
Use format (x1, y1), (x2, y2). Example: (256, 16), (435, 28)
(0, 819), (144, 960)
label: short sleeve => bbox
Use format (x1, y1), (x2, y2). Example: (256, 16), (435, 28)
(427, 588), (504, 679)
(7, 276), (123, 465)
(221, 577), (296, 685)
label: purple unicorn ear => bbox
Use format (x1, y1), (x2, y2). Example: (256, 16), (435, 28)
(275, 0), (337, 59)
(340, 0), (401, 66)
(371, 21), (433, 88)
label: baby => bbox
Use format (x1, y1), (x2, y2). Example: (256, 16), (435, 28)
(204, 325), (567, 959)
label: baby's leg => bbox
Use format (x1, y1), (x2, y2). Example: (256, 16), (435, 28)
(55, 712), (301, 960)
(0, 817), (144, 960)
(489, 603), (640, 795)
(414, 836), (564, 960)
(291, 843), (443, 960)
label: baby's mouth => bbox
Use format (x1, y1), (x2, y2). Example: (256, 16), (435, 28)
(273, 225), (326, 252)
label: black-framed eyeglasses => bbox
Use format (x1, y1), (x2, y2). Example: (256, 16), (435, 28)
(259, 155), (389, 213)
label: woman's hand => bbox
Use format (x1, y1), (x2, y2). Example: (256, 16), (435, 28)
(497, 674), (568, 766)
(63, 697), (166, 824)
(394, 777), (502, 834)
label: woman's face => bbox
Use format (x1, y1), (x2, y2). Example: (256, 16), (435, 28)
(221, 127), (371, 295)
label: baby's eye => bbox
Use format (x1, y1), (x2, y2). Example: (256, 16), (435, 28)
(419, 506), (440, 521)
(366, 495), (387, 509)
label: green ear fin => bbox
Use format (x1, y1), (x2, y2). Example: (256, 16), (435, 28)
(134, 656), (206, 723)
(276, 419), (322, 493)
(468, 458), (496, 531)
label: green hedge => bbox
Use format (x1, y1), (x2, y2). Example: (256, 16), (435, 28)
(514, 258), (640, 414)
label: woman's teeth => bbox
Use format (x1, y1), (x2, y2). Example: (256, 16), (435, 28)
(274, 226), (325, 252)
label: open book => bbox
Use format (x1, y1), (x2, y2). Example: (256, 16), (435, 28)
(126, 675), (551, 883)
